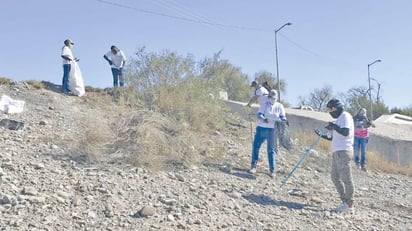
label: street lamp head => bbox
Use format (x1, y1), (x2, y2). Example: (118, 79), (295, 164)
(275, 22), (292, 32)
(368, 59), (382, 66)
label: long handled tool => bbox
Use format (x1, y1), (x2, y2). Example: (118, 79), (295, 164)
(279, 129), (325, 189)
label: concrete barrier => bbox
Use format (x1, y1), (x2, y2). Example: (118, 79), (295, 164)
(225, 100), (412, 165)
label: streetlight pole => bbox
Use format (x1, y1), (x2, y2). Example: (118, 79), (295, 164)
(274, 22), (292, 101)
(367, 59), (381, 120)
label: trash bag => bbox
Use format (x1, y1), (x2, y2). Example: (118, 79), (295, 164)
(69, 61), (85, 96)
(0, 119), (24, 130)
(0, 95), (25, 114)
(276, 121), (293, 151)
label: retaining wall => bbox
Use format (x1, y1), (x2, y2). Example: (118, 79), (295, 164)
(225, 100), (412, 165)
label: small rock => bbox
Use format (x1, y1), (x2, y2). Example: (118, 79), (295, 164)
(72, 196), (82, 206)
(310, 196), (325, 203)
(138, 206), (156, 217)
(23, 187), (38, 196)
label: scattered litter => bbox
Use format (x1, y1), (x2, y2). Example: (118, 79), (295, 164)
(0, 119), (24, 130)
(0, 95), (25, 114)
(287, 188), (308, 197)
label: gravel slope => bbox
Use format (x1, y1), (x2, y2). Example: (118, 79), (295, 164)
(0, 84), (411, 230)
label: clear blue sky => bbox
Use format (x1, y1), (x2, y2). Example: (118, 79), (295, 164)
(1, 0), (411, 108)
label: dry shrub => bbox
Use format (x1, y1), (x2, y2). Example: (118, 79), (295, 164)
(292, 131), (331, 152)
(70, 116), (116, 163)
(85, 86), (104, 93)
(64, 81), (233, 169)
(114, 110), (193, 169)
(80, 123), (115, 162)
(104, 87), (143, 107)
(0, 77), (12, 85)
(155, 80), (225, 132)
(25, 80), (45, 89)
(367, 151), (412, 176)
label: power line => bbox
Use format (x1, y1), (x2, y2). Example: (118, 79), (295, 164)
(96, 0), (266, 31)
(96, 0), (365, 74)
(279, 33), (365, 73)
(154, 0), (218, 28)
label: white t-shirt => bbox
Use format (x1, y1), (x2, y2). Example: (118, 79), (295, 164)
(257, 100), (286, 128)
(332, 111), (354, 152)
(61, 46), (73, 65)
(254, 86), (269, 105)
(105, 50), (126, 69)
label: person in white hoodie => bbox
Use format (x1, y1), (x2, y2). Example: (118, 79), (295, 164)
(248, 89), (287, 178)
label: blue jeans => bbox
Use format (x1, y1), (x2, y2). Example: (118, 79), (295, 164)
(111, 68), (124, 87)
(251, 126), (277, 173)
(354, 136), (368, 167)
(62, 64), (71, 92)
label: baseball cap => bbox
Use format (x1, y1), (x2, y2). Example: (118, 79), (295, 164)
(250, 80), (258, 87)
(64, 39), (74, 45)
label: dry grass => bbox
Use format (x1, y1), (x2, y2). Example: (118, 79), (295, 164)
(292, 131), (331, 152)
(74, 118), (116, 163)
(113, 110), (194, 169)
(367, 151), (412, 176)
(0, 77), (12, 85)
(292, 131), (412, 176)
(74, 84), (229, 170)
(26, 80), (45, 89)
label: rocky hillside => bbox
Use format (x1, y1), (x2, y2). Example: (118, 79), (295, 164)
(0, 83), (411, 230)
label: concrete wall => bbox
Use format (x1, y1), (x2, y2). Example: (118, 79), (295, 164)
(225, 100), (412, 165)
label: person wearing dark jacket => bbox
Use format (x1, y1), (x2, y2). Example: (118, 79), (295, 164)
(353, 108), (375, 171)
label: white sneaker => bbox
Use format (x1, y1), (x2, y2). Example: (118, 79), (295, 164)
(334, 202), (354, 213)
(248, 168), (257, 174)
(269, 172), (276, 178)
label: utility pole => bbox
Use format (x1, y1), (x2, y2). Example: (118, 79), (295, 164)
(274, 22), (292, 101)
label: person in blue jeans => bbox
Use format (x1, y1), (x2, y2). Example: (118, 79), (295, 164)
(61, 39), (77, 93)
(248, 90), (287, 178)
(353, 108), (375, 171)
(104, 45), (127, 87)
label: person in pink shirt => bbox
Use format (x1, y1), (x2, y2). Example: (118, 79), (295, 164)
(353, 108), (375, 171)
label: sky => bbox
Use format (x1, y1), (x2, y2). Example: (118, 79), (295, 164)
(1, 0), (412, 109)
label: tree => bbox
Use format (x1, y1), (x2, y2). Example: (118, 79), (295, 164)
(252, 71), (286, 94)
(299, 85), (334, 111)
(340, 86), (389, 119)
(198, 51), (249, 101)
(341, 86), (369, 115)
(390, 106), (412, 117)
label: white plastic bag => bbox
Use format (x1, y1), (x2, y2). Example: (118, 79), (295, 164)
(69, 61), (85, 96)
(0, 95), (25, 114)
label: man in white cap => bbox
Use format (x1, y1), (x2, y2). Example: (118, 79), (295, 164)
(246, 80), (269, 107)
(60, 39), (78, 94)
